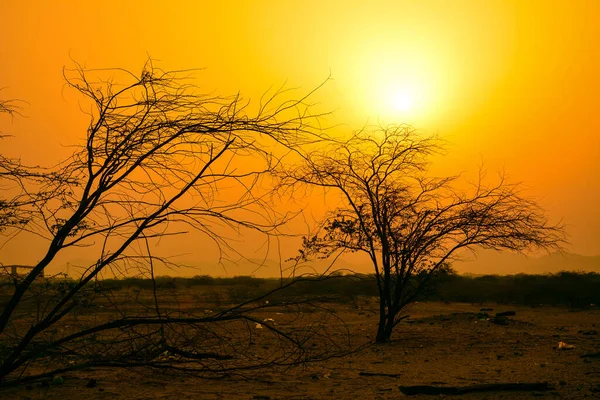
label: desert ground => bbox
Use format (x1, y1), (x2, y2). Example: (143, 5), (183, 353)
(2, 300), (599, 399)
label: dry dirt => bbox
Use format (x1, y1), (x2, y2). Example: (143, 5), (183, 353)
(2, 301), (599, 399)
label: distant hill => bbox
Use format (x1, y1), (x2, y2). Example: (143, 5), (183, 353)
(453, 250), (600, 275)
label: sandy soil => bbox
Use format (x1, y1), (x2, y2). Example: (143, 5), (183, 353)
(2, 301), (599, 399)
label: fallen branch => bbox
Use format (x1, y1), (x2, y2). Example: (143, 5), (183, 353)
(398, 382), (553, 395)
(359, 371), (401, 378)
(496, 311), (516, 317)
(581, 352), (600, 358)
(163, 344), (233, 361)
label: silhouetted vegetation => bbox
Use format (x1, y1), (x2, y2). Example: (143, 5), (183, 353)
(0, 62), (345, 386)
(428, 271), (600, 307)
(22, 271), (596, 309)
(0, 63), (579, 388)
(280, 125), (566, 342)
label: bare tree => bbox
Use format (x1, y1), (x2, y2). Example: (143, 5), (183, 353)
(1, 96), (72, 240)
(283, 125), (566, 343)
(0, 96), (21, 117)
(0, 61), (350, 385)
(0, 152), (69, 243)
(0, 97), (28, 235)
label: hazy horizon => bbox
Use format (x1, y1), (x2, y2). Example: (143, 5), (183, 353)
(1, 1), (598, 275)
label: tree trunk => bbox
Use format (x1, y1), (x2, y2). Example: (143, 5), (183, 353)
(376, 296), (387, 343)
(375, 306), (397, 343)
(384, 310), (395, 340)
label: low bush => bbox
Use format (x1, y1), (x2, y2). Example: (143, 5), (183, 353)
(14, 271), (598, 308)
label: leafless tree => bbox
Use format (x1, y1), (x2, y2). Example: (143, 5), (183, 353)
(1, 97), (72, 241)
(0, 97), (28, 235)
(0, 61), (351, 386)
(0, 96), (21, 117)
(282, 125), (566, 342)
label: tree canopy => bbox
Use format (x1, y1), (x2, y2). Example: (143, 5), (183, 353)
(284, 125), (565, 342)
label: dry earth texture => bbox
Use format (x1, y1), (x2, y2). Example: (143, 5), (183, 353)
(1, 291), (599, 399)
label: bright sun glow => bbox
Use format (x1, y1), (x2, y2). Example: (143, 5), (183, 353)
(392, 92), (414, 111)
(347, 44), (446, 124)
(381, 81), (421, 117)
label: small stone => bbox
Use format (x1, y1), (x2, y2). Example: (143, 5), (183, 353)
(496, 311), (516, 317)
(51, 376), (64, 385)
(86, 378), (97, 388)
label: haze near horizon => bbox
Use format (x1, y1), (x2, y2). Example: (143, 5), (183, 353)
(1, 1), (598, 276)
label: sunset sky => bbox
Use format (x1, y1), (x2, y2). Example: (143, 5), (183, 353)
(1, 1), (598, 273)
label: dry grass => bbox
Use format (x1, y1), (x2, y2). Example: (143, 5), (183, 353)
(1, 299), (599, 399)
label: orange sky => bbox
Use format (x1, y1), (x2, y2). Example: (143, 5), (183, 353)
(1, 1), (599, 272)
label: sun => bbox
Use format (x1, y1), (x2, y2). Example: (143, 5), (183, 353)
(347, 46), (444, 123)
(369, 72), (425, 118)
(392, 91), (414, 111)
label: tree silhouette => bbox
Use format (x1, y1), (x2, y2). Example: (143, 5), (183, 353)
(0, 61), (348, 385)
(1, 97), (28, 234)
(283, 125), (566, 342)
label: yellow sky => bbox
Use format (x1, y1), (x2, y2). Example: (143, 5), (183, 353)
(1, 1), (599, 269)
